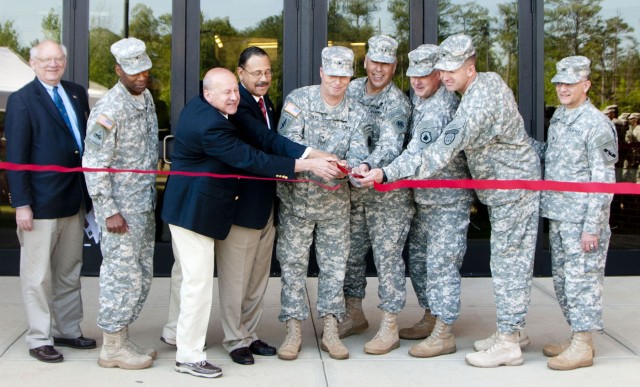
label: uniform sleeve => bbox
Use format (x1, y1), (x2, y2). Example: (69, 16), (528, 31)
(346, 118), (370, 167)
(383, 115), (439, 181)
(583, 126), (617, 234)
(82, 108), (120, 218)
(363, 105), (410, 168)
(4, 93), (33, 208)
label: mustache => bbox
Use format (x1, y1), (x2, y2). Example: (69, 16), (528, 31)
(256, 82), (269, 87)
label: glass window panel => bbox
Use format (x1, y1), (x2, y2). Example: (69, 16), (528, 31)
(328, 0), (411, 94)
(200, 1), (284, 107)
(0, 1), (64, 249)
(89, 0), (172, 242)
(438, 0), (519, 240)
(544, 0), (640, 250)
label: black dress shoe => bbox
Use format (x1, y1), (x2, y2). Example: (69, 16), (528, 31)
(29, 345), (63, 363)
(53, 336), (97, 349)
(249, 339), (276, 356)
(229, 347), (254, 365)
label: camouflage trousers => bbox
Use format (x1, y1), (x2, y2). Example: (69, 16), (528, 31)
(343, 196), (414, 313)
(276, 207), (349, 322)
(97, 210), (155, 333)
(549, 220), (610, 332)
(488, 191), (539, 334)
(409, 201), (471, 324)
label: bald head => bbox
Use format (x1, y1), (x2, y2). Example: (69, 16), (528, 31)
(203, 67), (240, 116)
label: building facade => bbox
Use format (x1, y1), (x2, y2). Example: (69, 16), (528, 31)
(1, 0), (639, 276)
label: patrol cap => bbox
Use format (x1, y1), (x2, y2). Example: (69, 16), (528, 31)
(110, 37), (152, 75)
(551, 56), (590, 84)
(366, 35), (398, 63)
(406, 44), (439, 77)
(434, 34), (476, 71)
(629, 112), (640, 120)
(322, 46), (354, 77)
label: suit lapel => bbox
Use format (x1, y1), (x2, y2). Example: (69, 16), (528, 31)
(239, 83), (271, 128)
(263, 94), (275, 128)
(62, 82), (87, 137)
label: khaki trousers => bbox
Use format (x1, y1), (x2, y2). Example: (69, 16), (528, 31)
(215, 213), (275, 352)
(18, 211), (85, 349)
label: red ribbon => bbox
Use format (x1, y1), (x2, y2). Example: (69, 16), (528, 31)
(2, 161), (639, 194)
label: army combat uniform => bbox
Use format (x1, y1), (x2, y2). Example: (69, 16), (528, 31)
(343, 76), (413, 315)
(276, 85), (368, 322)
(385, 85), (473, 325)
(542, 101), (617, 332)
(83, 80), (158, 334)
(385, 71), (542, 335)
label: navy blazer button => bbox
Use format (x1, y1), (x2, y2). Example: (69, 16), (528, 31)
(235, 196), (239, 200)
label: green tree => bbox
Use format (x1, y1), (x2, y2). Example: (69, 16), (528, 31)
(41, 8), (62, 43)
(0, 20), (22, 54)
(200, 15), (239, 78)
(495, 1), (519, 93)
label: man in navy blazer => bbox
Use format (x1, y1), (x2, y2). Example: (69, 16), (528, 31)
(161, 67), (339, 378)
(5, 40), (95, 363)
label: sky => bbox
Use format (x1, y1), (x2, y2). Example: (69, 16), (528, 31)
(2, 0), (640, 48)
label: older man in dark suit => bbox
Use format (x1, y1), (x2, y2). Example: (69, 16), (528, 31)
(5, 40), (95, 363)
(162, 67), (338, 378)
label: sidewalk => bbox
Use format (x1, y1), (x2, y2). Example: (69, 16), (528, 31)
(0, 276), (638, 387)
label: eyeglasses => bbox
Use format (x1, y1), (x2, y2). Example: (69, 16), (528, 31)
(34, 56), (66, 65)
(241, 67), (272, 78)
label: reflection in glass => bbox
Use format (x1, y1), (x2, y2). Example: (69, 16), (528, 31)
(200, 1), (284, 107)
(0, 1), (64, 248)
(327, 0), (410, 94)
(544, 0), (640, 249)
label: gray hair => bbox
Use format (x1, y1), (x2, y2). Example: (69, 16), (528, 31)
(30, 40), (68, 60)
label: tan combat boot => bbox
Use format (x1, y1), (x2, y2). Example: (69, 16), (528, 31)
(399, 309), (436, 340)
(364, 311), (400, 355)
(338, 297), (369, 339)
(474, 328), (530, 351)
(123, 326), (157, 359)
(321, 315), (349, 360)
(547, 332), (594, 371)
(278, 319), (302, 361)
(408, 318), (456, 358)
(465, 332), (523, 368)
(98, 329), (154, 370)
(543, 333), (596, 357)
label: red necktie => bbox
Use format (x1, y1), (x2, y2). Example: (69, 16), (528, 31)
(258, 97), (269, 127)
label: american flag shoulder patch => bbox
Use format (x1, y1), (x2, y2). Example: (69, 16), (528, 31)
(96, 114), (115, 130)
(283, 102), (301, 117)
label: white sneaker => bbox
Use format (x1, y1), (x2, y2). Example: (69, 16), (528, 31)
(465, 333), (523, 368)
(473, 329), (530, 351)
(175, 360), (222, 378)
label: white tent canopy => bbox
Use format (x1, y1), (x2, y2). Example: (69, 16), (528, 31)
(0, 47), (106, 112)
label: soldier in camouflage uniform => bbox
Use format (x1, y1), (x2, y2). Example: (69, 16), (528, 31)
(358, 34), (541, 368)
(82, 38), (158, 370)
(276, 46), (369, 361)
(339, 35), (414, 355)
(376, 44), (474, 358)
(541, 56), (617, 371)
